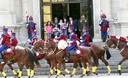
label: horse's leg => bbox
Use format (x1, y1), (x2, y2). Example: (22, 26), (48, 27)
(49, 60), (54, 77)
(0, 64), (7, 78)
(81, 61), (87, 77)
(87, 59), (98, 75)
(7, 64), (17, 77)
(62, 61), (70, 75)
(118, 57), (126, 75)
(17, 62), (24, 78)
(28, 62), (35, 77)
(70, 61), (78, 77)
(25, 64), (31, 78)
(56, 60), (62, 78)
(100, 56), (111, 75)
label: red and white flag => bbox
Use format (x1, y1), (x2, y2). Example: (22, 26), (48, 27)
(25, 11), (29, 18)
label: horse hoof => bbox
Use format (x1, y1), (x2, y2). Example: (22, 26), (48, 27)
(107, 72), (111, 75)
(80, 74), (85, 77)
(94, 72), (98, 75)
(4, 76), (7, 78)
(62, 74), (65, 76)
(28, 76), (30, 78)
(70, 74), (74, 77)
(118, 70), (122, 75)
(55, 75), (59, 78)
(86, 71), (90, 76)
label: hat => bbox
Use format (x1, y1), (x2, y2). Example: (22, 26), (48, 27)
(110, 35), (116, 39)
(29, 16), (33, 21)
(10, 30), (16, 36)
(3, 27), (8, 32)
(101, 14), (106, 18)
(119, 37), (126, 42)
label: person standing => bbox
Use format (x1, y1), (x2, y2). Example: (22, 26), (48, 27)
(63, 18), (68, 36)
(78, 15), (87, 36)
(52, 24), (60, 38)
(99, 14), (109, 42)
(52, 17), (59, 28)
(26, 16), (36, 39)
(45, 21), (53, 38)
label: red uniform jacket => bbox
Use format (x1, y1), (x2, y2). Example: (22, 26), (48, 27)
(1, 33), (11, 47)
(99, 20), (109, 32)
(10, 37), (18, 46)
(56, 33), (67, 41)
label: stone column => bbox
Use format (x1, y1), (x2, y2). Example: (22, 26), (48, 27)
(93, 0), (101, 42)
(32, 0), (41, 39)
(117, 0), (128, 37)
(0, 0), (16, 25)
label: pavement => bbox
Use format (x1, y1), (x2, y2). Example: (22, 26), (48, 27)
(1, 74), (128, 78)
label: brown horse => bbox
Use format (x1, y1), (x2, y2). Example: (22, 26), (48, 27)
(0, 46), (40, 78)
(32, 39), (57, 77)
(43, 39), (98, 78)
(105, 35), (128, 75)
(90, 44), (111, 75)
(115, 37), (127, 75)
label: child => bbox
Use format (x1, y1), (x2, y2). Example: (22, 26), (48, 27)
(52, 24), (60, 38)
(45, 21), (53, 38)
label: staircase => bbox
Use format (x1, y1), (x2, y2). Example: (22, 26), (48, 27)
(1, 42), (128, 77)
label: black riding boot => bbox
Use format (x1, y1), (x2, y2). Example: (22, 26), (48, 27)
(65, 52), (70, 62)
(0, 53), (4, 64)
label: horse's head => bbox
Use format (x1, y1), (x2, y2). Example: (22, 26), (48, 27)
(117, 37), (127, 50)
(105, 35), (118, 48)
(32, 39), (44, 52)
(43, 38), (57, 53)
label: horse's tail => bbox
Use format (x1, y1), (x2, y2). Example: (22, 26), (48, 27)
(104, 47), (111, 60)
(90, 48), (99, 66)
(26, 48), (41, 67)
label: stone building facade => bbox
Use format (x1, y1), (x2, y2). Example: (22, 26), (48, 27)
(0, 0), (128, 42)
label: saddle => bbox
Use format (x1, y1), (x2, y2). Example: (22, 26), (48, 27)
(2, 47), (14, 55)
(65, 47), (83, 56)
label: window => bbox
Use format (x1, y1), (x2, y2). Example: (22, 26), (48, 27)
(43, 0), (50, 2)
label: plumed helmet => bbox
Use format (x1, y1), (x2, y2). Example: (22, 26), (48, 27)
(29, 16), (33, 21)
(11, 30), (16, 36)
(119, 37), (126, 42)
(3, 27), (8, 32)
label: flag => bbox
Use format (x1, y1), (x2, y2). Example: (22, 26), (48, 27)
(25, 11), (29, 18)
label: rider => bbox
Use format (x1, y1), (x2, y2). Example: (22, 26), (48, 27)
(0, 27), (11, 63)
(56, 29), (67, 41)
(10, 31), (18, 49)
(65, 28), (82, 62)
(80, 27), (90, 46)
(29, 30), (38, 46)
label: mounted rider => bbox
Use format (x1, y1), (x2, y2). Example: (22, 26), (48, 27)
(65, 28), (82, 62)
(80, 27), (90, 46)
(0, 26), (11, 63)
(56, 29), (67, 41)
(29, 30), (38, 46)
(10, 30), (18, 50)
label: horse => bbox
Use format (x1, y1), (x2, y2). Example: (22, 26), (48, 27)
(0, 46), (40, 78)
(105, 35), (128, 75)
(43, 39), (98, 78)
(90, 44), (111, 75)
(33, 39), (67, 77)
(115, 37), (127, 75)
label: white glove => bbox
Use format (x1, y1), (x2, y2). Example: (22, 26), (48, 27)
(99, 20), (102, 24)
(107, 28), (109, 32)
(27, 39), (31, 42)
(55, 36), (58, 39)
